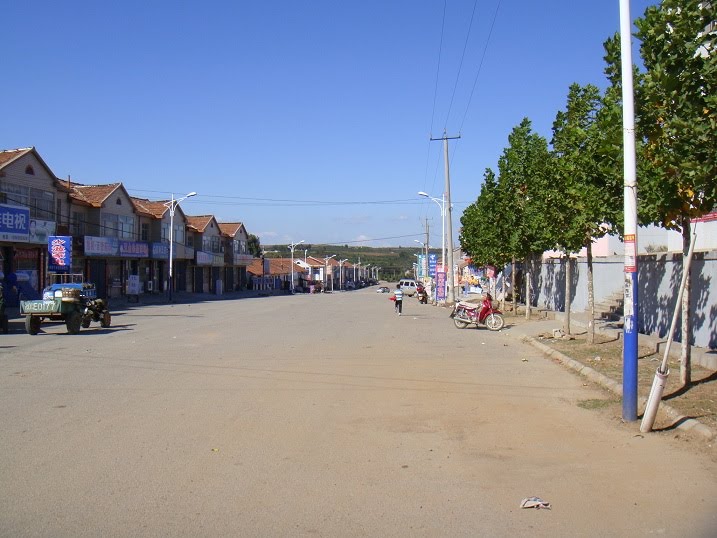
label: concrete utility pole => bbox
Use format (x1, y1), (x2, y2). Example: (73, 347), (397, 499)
(431, 132), (460, 304)
(619, 0), (639, 422)
(424, 219), (430, 279)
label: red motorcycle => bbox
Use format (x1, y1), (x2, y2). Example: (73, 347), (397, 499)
(450, 293), (505, 331)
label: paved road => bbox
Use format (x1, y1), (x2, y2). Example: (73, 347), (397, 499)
(1, 289), (715, 537)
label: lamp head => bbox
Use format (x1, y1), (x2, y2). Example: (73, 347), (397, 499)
(418, 191), (429, 198)
(187, 192), (197, 198)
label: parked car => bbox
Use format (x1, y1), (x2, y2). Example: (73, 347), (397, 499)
(376, 286), (390, 293)
(398, 278), (418, 296)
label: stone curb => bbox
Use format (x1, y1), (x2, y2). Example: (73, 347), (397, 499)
(520, 334), (716, 442)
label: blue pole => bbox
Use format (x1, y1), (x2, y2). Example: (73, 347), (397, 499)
(623, 270), (638, 420)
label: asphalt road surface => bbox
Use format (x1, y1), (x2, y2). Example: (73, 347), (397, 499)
(1, 289), (716, 537)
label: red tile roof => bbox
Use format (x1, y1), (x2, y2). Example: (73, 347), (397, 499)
(130, 197), (170, 219)
(54, 180), (123, 208)
(0, 148), (33, 168)
(217, 222), (245, 238)
(185, 215), (214, 233)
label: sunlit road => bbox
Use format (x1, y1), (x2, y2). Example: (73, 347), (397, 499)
(1, 289), (715, 537)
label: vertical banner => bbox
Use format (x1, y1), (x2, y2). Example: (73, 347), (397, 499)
(428, 253), (437, 278)
(436, 271), (446, 302)
(48, 236), (72, 272)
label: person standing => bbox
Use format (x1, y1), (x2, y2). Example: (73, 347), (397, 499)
(393, 284), (404, 316)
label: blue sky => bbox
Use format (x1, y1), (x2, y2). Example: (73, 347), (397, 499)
(2, 0), (656, 248)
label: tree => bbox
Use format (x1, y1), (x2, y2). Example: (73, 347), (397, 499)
(550, 83), (622, 340)
(498, 118), (555, 317)
(634, 0), (717, 385)
(247, 234), (262, 257)
(460, 168), (511, 268)
(461, 119), (553, 314)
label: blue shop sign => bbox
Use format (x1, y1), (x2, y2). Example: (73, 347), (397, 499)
(151, 242), (169, 259)
(0, 204), (30, 241)
(48, 236), (72, 272)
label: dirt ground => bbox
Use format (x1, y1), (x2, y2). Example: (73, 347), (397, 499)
(505, 311), (717, 436)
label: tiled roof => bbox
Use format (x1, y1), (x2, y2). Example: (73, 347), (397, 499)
(217, 222), (245, 237)
(247, 258), (306, 277)
(0, 148), (33, 168)
(130, 197), (169, 219)
(185, 215), (214, 232)
(55, 180), (123, 208)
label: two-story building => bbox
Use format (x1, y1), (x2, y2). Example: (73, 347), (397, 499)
(1, 146), (257, 300)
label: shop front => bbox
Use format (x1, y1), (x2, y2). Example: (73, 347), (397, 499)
(83, 236), (150, 299)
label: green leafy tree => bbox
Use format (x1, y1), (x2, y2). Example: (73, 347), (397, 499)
(498, 118), (555, 315)
(634, 0), (717, 385)
(247, 234), (262, 257)
(460, 168), (512, 269)
(551, 83), (623, 340)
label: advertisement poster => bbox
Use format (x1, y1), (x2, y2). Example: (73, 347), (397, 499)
(48, 236), (72, 272)
(436, 271), (446, 302)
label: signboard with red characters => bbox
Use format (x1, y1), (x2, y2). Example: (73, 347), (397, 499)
(48, 236), (72, 272)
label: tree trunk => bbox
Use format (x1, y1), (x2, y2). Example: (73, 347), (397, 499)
(563, 254), (572, 335)
(500, 272), (506, 311)
(525, 255), (532, 320)
(587, 241), (595, 344)
(511, 257), (517, 316)
(680, 220), (692, 386)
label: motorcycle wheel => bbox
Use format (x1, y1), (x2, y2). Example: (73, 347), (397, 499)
(81, 317), (91, 329)
(485, 313), (505, 331)
(101, 311), (112, 328)
(453, 317), (469, 329)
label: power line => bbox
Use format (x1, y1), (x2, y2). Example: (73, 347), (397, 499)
(443, 0), (479, 131)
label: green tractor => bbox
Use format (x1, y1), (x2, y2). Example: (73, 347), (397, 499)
(20, 274), (111, 335)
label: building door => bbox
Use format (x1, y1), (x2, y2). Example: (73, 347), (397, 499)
(87, 259), (108, 299)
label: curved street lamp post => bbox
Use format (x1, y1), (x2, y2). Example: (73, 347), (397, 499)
(323, 255), (336, 291)
(289, 240), (304, 293)
(165, 191), (197, 302)
(418, 191), (446, 300)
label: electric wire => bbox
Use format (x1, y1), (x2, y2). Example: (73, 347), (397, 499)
(443, 0), (479, 131)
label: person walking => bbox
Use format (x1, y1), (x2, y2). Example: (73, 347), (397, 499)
(393, 284), (404, 316)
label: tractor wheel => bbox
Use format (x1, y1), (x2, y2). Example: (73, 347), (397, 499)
(100, 311), (112, 328)
(66, 311), (82, 335)
(25, 316), (41, 335)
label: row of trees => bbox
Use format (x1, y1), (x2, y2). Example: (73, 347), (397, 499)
(459, 0), (715, 385)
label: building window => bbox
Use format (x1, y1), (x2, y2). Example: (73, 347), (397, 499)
(72, 211), (85, 236)
(0, 183), (55, 219)
(25, 165), (35, 175)
(118, 215), (135, 239)
(141, 223), (149, 242)
(102, 213), (118, 237)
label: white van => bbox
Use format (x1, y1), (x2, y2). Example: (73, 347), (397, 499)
(398, 279), (418, 296)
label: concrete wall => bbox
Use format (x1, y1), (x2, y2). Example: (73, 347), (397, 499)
(528, 250), (717, 350)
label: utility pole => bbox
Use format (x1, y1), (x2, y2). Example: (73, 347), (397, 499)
(424, 218), (430, 279)
(619, 0), (638, 421)
(431, 131), (460, 304)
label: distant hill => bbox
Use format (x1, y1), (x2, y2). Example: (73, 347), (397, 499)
(263, 244), (439, 281)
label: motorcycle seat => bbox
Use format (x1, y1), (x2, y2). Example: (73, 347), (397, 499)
(457, 301), (479, 310)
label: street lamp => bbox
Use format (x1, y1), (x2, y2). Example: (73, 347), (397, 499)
(289, 240), (304, 293)
(338, 259), (348, 290)
(323, 255), (336, 291)
(418, 191), (446, 279)
(414, 239), (428, 280)
(164, 191), (197, 302)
